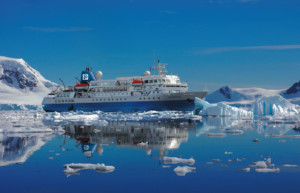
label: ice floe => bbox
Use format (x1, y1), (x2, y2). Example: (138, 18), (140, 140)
(163, 156), (195, 165)
(255, 168), (280, 173)
(173, 166), (196, 176)
(251, 158), (280, 173)
(225, 129), (244, 135)
(241, 168), (251, 172)
(207, 133), (226, 137)
(282, 164), (298, 167)
(44, 112), (108, 126)
(63, 163), (115, 177)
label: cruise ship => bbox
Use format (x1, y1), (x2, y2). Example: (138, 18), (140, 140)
(42, 61), (207, 112)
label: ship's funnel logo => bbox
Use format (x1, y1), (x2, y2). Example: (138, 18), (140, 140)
(82, 74), (89, 80)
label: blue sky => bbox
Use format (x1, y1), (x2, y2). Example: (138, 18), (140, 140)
(1, 0), (300, 91)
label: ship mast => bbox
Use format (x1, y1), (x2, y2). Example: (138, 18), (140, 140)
(152, 60), (168, 76)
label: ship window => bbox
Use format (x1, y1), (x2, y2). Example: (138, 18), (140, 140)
(120, 98), (122, 101)
(158, 97), (160, 99)
(55, 100), (57, 103)
(144, 97), (146, 100)
(162, 79), (166, 82)
(145, 80), (148, 84)
(148, 97), (151, 100)
(158, 79), (161, 83)
(149, 80), (153, 83)
(166, 79), (171, 83)
(154, 80), (157, 83)
(153, 97), (155, 99)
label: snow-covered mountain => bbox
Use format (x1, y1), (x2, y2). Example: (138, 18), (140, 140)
(0, 56), (58, 105)
(281, 81), (300, 105)
(205, 86), (282, 105)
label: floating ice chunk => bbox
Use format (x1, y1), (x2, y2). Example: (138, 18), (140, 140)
(162, 165), (171, 168)
(266, 158), (271, 166)
(282, 164), (298, 167)
(206, 162), (214, 165)
(49, 157), (54, 160)
(242, 168), (251, 172)
(63, 166), (79, 177)
(226, 129), (244, 135)
(255, 168), (280, 173)
(252, 95), (299, 116)
(194, 98), (253, 118)
(207, 133), (226, 138)
(63, 163), (115, 177)
(224, 151), (233, 155)
(173, 166), (196, 176)
(211, 159), (221, 162)
(255, 161), (267, 168)
(163, 156), (195, 165)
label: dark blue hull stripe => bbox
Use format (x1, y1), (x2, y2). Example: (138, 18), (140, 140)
(43, 100), (195, 112)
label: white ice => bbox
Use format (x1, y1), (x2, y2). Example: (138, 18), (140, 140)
(173, 166), (196, 176)
(253, 95), (299, 116)
(63, 163), (115, 177)
(163, 156), (195, 165)
(194, 97), (253, 119)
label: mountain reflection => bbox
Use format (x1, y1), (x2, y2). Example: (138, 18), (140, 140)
(63, 121), (196, 158)
(0, 133), (52, 166)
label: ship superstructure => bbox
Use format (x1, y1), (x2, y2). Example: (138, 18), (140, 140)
(42, 61), (207, 112)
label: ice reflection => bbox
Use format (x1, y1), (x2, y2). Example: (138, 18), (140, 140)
(62, 121), (195, 158)
(0, 133), (52, 166)
(196, 117), (298, 138)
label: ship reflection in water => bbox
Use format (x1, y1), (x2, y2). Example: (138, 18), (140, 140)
(63, 121), (194, 158)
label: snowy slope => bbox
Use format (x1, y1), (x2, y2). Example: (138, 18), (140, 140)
(205, 86), (282, 105)
(0, 56), (58, 105)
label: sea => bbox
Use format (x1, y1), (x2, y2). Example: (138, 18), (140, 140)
(0, 111), (300, 193)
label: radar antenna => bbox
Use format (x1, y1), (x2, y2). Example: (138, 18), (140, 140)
(151, 60), (168, 75)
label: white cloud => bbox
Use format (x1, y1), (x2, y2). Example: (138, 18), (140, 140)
(24, 27), (92, 32)
(195, 45), (300, 54)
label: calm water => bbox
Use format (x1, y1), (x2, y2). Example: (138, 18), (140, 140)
(1, 116), (300, 193)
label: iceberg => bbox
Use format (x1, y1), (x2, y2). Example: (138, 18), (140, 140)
(173, 166), (196, 176)
(63, 163), (115, 177)
(253, 95), (299, 116)
(163, 156), (195, 165)
(194, 97), (253, 118)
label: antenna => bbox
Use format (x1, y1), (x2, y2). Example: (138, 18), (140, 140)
(59, 78), (66, 90)
(153, 49), (155, 65)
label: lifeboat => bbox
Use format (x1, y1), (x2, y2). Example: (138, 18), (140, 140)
(75, 82), (89, 90)
(132, 78), (143, 86)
